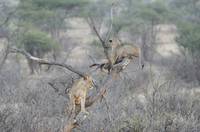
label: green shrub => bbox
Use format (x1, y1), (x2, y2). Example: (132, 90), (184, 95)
(176, 22), (200, 52)
(22, 29), (58, 53)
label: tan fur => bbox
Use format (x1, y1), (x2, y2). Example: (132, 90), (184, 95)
(90, 38), (143, 72)
(115, 44), (140, 61)
(107, 38), (140, 65)
(107, 38), (121, 65)
(69, 76), (94, 115)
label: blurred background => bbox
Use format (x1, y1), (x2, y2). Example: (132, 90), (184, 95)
(0, 0), (200, 131)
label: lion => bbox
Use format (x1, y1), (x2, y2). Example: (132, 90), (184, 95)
(90, 39), (144, 73)
(68, 75), (94, 115)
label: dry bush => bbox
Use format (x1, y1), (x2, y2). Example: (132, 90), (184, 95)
(0, 54), (200, 132)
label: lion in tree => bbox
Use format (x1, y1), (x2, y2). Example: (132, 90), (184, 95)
(90, 37), (144, 73)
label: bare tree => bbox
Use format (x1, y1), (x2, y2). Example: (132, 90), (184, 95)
(9, 46), (115, 132)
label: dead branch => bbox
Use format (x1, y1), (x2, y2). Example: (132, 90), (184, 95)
(10, 47), (86, 78)
(104, 3), (114, 44)
(87, 17), (107, 48)
(88, 17), (113, 68)
(88, 17), (111, 64)
(87, 4), (114, 68)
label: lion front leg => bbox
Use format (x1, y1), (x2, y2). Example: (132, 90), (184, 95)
(68, 95), (76, 118)
(80, 96), (89, 115)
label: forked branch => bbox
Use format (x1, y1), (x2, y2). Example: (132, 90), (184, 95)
(87, 3), (114, 66)
(87, 17), (107, 49)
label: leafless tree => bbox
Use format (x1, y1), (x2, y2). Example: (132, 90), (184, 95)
(9, 46), (115, 132)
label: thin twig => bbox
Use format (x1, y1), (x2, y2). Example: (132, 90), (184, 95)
(104, 3), (114, 44)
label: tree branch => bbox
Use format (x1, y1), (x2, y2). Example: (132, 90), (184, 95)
(87, 17), (112, 69)
(87, 17), (106, 48)
(10, 47), (86, 78)
(87, 4), (114, 70)
(104, 3), (114, 44)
